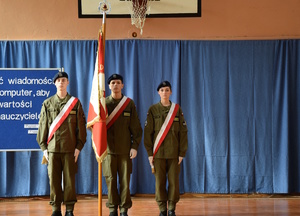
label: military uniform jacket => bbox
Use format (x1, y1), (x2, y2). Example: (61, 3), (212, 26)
(144, 101), (188, 159)
(36, 94), (87, 153)
(106, 95), (143, 155)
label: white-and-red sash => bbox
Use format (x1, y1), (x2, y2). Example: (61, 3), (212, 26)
(153, 103), (179, 157)
(47, 96), (78, 144)
(106, 96), (131, 129)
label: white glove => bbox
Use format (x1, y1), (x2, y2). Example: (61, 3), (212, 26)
(149, 156), (155, 173)
(43, 149), (49, 162)
(148, 156), (154, 167)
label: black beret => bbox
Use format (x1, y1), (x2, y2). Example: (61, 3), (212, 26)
(53, 71), (68, 83)
(107, 74), (123, 84)
(157, 81), (172, 91)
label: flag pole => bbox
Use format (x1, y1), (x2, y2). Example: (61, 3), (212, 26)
(98, 162), (102, 216)
(98, 163), (102, 216)
(102, 7), (106, 57)
(98, 5), (107, 216)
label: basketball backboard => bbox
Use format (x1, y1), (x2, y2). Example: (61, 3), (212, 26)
(78, 0), (201, 18)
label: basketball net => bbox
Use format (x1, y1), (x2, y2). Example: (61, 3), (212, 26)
(130, 0), (150, 35)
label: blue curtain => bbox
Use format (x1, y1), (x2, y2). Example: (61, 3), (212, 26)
(0, 39), (299, 197)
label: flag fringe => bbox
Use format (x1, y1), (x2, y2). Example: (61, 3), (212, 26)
(92, 139), (107, 163)
(87, 116), (100, 129)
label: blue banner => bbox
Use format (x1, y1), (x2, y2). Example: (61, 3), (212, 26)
(0, 69), (58, 151)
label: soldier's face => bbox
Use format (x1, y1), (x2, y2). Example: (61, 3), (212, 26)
(158, 87), (172, 100)
(55, 77), (69, 91)
(109, 79), (124, 93)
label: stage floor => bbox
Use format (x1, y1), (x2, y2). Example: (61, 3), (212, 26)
(1, 193), (300, 215)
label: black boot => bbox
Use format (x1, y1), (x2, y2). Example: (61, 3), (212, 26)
(159, 210), (167, 216)
(168, 210), (176, 216)
(65, 211), (74, 216)
(109, 211), (118, 216)
(51, 211), (62, 216)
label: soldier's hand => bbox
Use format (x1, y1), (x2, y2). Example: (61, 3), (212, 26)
(43, 149), (49, 162)
(148, 156), (154, 167)
(178, 156), (183, 165)
(130, 149), (137, 159)
(74, 149), (80, 162)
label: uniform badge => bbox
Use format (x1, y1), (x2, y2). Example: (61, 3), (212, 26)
(123, 112), (131, 117)
(70, 110), (76, 115)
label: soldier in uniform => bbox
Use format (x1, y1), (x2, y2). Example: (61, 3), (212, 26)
(144, 81), (188, 216)
(36, 71), (87, 216)
(103, 74), (143, 216)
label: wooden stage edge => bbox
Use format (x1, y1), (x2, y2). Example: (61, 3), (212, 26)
(1, 193), (300, 215)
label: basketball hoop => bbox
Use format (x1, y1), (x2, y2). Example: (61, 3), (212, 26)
(130, 0), (150, 35)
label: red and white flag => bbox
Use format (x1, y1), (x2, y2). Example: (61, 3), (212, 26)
(87, 30), (107, 162)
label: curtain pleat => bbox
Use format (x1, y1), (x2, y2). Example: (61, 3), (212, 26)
(0, 40), (299, 197)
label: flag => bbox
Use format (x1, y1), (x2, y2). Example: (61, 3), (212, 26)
(87, 29), (107, 162)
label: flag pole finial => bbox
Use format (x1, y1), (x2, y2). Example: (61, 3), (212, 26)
(98, 1), (111, 14)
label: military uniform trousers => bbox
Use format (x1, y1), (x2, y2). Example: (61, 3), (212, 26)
(48, 152), (77, 212)
(103, 154), (132, 213)
(154, 158), (180, 212)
